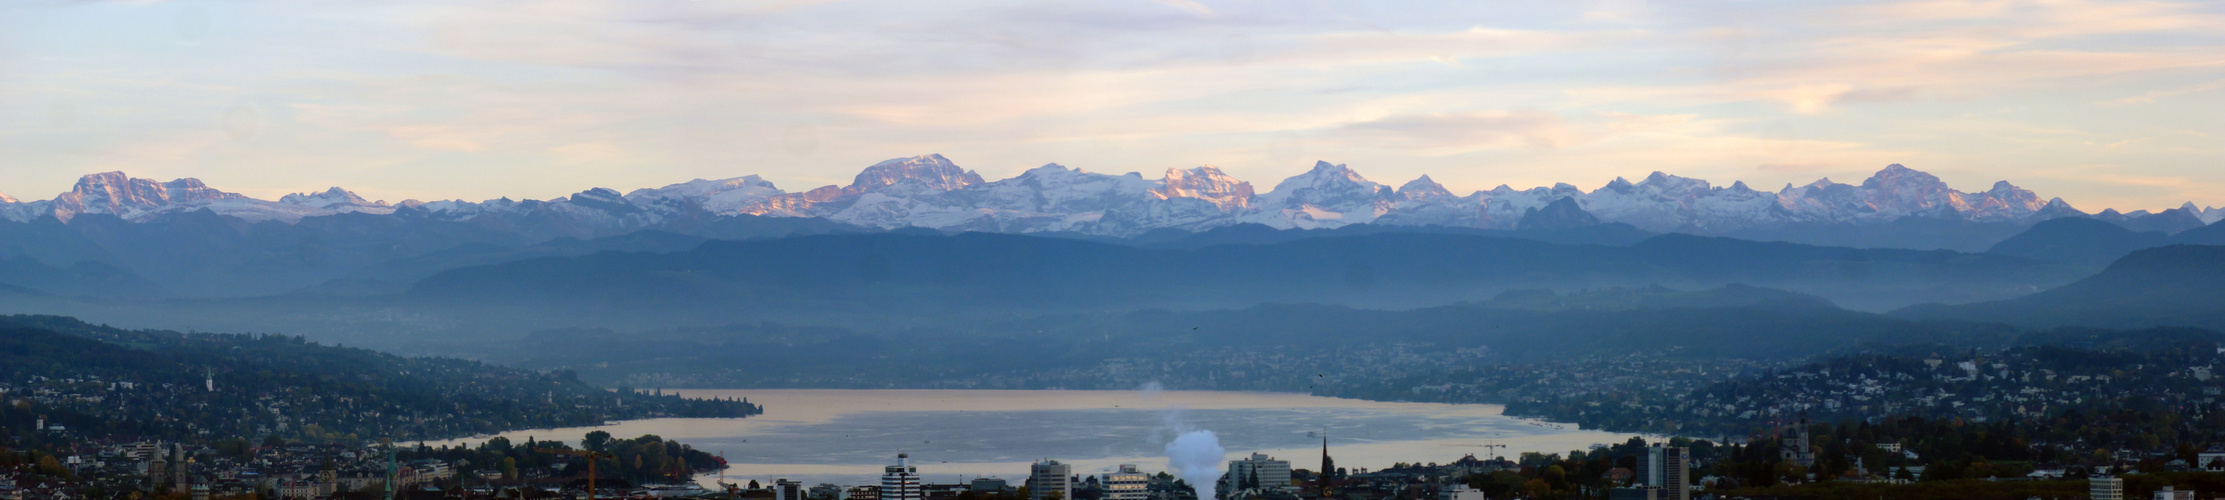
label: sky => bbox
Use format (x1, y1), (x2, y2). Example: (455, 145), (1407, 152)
(0, 0), (2220, 211)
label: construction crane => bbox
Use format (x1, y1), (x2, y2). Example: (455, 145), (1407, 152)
(1439, 443), (1507, 461)
(535, 447), (614, 500)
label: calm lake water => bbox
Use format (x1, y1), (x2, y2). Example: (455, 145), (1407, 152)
(427, 389), (1642, 487)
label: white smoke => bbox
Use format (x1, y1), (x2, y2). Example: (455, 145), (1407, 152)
(1165, 430), (1225, 500)
(1147, 381), (1224, 500)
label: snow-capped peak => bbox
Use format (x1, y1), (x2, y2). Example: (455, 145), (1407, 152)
(1396, 175), (1454, 201)
(1245, 160), (1397, 228)
(1155, 166), (1254, 209)
(50, 171), (248, 221)
(1258, 161), (1391, 207)
(1791, 177), (1845, 193)
(279, 187), (382, 209)
(0, 192), (15, 204)
(1014, 163), (1089, 180)
(846, 154), (984, 195)
(28, 172), (410, 223)
(626, 175), (779, 201)
(567, 187), (628, 205)
(1634, 171), (1712, 194)
(1859, 164), (1933, 191)
(624, 175), (786, 213)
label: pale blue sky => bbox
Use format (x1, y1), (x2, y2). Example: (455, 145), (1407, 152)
(2, 0), (2220, 211)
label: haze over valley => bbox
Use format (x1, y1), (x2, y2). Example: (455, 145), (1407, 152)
(2, 158), (2211, 351)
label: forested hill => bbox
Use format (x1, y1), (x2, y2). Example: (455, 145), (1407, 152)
(0, 315), (759, 445)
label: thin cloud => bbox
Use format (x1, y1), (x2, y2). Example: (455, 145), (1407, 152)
(2107, 78), (2225, 105)
(1337, 110), (1575, 152)
(0, 0), (2221, 209)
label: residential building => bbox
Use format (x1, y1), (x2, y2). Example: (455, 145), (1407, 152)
(1101, 465), (1147, 500)
(882, 454), (922, 500)
(2155, 485), (2195, 500)
(2093, 476), (2123, 500)
(1028, 460), (1071, 500)
(1228, 453), (1292, 492)
(1439, 484), (1484, 500)
(278, 479), (320, 499)
(2201, 446), (2225, 472)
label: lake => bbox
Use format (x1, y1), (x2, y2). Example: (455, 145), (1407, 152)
(427, 389), (1643, 487)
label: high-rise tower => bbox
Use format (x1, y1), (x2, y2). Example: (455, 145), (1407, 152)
(1641, 445), (1689, 500)
(1027, 460), (1071, 500)
(881, 454), (922, 500)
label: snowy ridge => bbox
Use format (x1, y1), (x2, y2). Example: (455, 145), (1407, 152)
(2196, 204), (2225, 225)
(0, 157), (2201, 238)
(0, 172), (397, 223)
(624, 175), (783, 214)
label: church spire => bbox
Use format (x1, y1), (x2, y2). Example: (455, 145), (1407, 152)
(1318, 432), (1334, 499)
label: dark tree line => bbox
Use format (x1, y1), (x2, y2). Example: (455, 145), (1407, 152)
(0, 315), (761, 446)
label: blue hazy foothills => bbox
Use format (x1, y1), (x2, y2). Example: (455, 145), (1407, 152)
(427, 390), (1637, 487)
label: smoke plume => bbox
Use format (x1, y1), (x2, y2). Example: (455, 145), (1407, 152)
(1144, 381), (1224, 499)
(1165, 429), (1225, 500)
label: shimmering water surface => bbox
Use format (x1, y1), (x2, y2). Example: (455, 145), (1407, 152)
(428, 389), (1640, 487)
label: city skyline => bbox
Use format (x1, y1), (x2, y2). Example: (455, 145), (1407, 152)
(2, 0), (2221, 211)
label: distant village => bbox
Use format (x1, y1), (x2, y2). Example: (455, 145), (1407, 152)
(0, 429), (1569, 500)
(10, 320), (2225, 499)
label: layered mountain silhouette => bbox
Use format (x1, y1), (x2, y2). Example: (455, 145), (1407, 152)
(502, 285), (2045, 388)
(408, 231), (2089, 315)
(0, 209), (859, 297)
(1894, 245), (2225, 330)
(1987, 217), (2171, 266)
(1517, 197), (1601, 231)
(1981, 214), (2225, 266)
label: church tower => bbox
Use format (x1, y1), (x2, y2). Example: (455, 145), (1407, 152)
(148, 450), (169, 489)
(173, 444), (192, 491)
(1318, 435), (1335, 499)
(320, 455), (339, 496)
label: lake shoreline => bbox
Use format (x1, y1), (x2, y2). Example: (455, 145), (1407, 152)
(425, 389), (1649, 488)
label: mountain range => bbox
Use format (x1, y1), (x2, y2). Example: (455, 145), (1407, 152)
(7, 156), (2218, 241)
(4, 156), (2223, 307)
